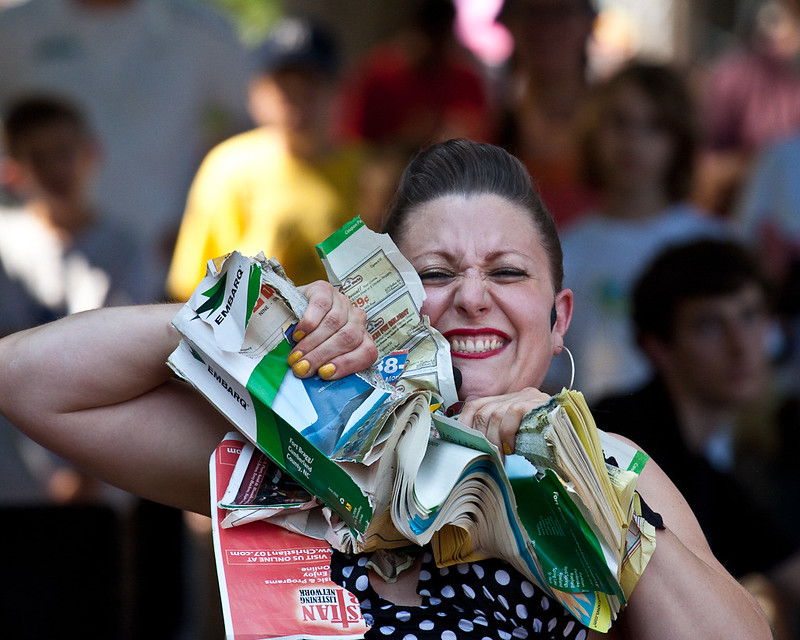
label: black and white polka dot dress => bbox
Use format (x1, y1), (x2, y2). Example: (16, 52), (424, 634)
(330, 548), (589, 639)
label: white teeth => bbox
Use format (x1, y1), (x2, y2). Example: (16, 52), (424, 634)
(449, 337), (504, 354)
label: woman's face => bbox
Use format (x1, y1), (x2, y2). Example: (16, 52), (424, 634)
(595, 82), (675, 193)
(396, 194), (572, 401)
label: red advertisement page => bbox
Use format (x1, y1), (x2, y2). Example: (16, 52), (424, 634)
(211, 435), (369, 640)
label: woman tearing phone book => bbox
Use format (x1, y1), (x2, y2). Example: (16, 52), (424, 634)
(0, 139), (771, 639)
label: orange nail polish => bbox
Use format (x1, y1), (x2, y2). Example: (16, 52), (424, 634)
(318, 363), (336, 379)
(502, 442), (512, 456)
(287, 350), (303, 366)
(293, 329), (306, 341)
(292, 360), (310, 377)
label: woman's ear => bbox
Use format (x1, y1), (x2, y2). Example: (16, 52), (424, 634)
(551, 288), (573, 352)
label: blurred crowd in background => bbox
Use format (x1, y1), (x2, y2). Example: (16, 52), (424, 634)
(1, 0), (800, 638)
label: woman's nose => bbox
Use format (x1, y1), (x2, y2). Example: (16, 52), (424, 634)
(453, 272), (491, 315)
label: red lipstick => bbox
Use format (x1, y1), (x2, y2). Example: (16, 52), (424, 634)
(443, 328), (510, 359)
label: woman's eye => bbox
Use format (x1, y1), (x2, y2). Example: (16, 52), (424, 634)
(491, 268), (527, 281)
(419, 270), (454, 282)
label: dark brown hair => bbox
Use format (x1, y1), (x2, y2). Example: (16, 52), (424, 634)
(633, 238), (772, 343)
(496, 0), (598, 23)
(2, 93), (89, 159)
(382, 138), (564, 291)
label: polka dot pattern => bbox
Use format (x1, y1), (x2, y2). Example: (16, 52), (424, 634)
(330, 548), (589, 639)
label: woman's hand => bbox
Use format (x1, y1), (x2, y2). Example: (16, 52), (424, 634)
(458, 387), (551, 455)
(289, 281), (378, 380)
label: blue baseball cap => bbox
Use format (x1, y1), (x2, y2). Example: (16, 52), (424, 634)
(252, 17), (339, 77)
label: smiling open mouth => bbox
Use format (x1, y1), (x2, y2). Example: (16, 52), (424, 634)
(444, 330), (509, 358)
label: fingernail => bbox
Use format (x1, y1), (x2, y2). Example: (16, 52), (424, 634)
(292, 360), (310, 377)
(318, 363), (336, 379)
(287, 350), (304, 366)
(445, 401), (464, 417)
(293, 329), (306, 341)
(502, 442), (512, 456)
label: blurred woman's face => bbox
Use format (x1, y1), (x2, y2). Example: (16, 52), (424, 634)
(595, 82), (675, 194)
(396, 194), (572, 401)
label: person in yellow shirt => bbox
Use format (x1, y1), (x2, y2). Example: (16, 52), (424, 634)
(167, 17), (366, 300)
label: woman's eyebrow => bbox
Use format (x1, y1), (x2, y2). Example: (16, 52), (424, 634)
(484, 249), (531, 262)
(408, 248), (531, 264)
(407, 249), (456, 263)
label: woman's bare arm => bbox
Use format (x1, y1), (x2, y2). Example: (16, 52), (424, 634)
(0, 284), (378, 515)
(611, 435), (771, 640)
(0, 304), (227, 513)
